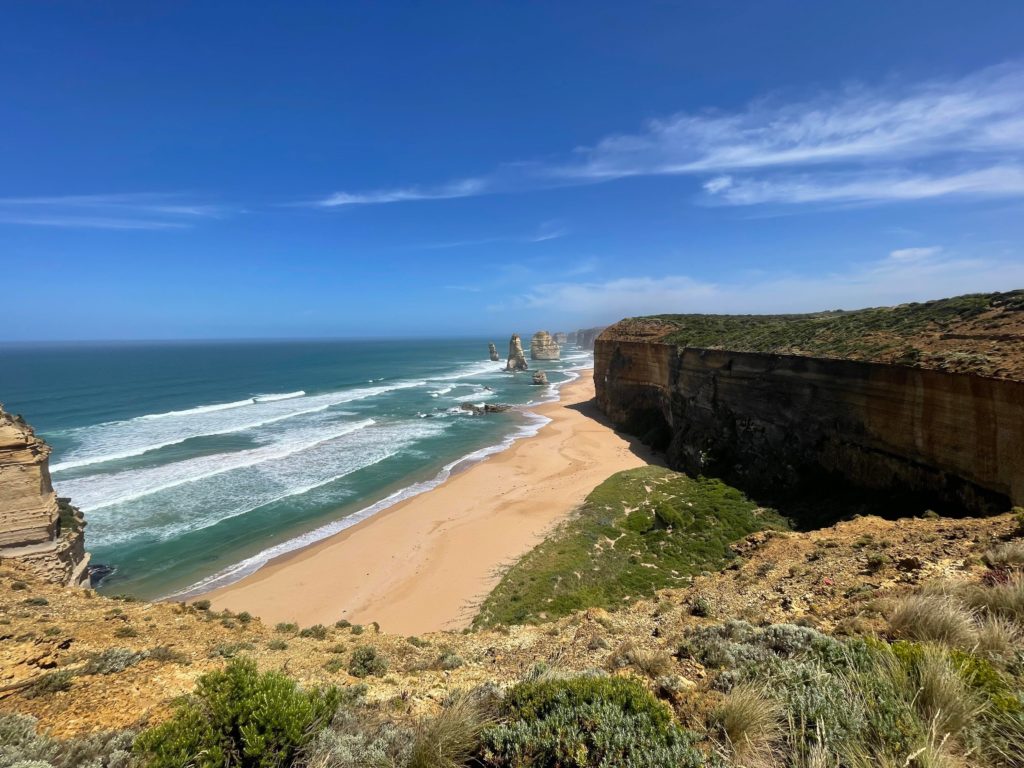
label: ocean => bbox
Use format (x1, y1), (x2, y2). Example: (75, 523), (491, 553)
(0, 338), (592, 599)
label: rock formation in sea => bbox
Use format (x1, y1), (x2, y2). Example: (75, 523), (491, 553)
(530, 331), (560, 360)
(505, 334), (529, 371)
(0, 405), (89, 585)
(594, 291), (1024, 515)
(531, 371), (549, 385)
(460, 402), (513, 415)
(488, 343), (500, 362)
(553, 332), (568, 345)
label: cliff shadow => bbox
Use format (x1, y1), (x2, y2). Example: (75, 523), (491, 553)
(563, 397), (668, 468)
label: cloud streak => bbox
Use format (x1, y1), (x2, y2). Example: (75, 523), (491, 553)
(0, 193), (230, 230)
(520, 247), (1024, 322)
(313, 61), (1024, 208)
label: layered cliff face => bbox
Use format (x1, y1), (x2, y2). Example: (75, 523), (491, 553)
(505, 334), (529, 371)
(529, 330), (560, 360)
(596, 292), (1024, 515)
(574, 326), (605, 350)
(0, 405), (89, 585)
(552, 332), (568, 345)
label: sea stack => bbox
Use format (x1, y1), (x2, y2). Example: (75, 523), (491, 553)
(531, 371), (549, 385)
(0, 405), (89, 585)
(505, 334), (529, 371)
(530, 330), (560, 360)
(488, 342), (500, 362)
(553, 332), (568, 345)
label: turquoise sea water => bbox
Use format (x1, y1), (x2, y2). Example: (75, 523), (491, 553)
(0, 338), (591, 599)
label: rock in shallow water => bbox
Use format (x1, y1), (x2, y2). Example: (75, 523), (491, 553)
(505, 334), (529, 371)
(531, 371), (549, 385)
(530, 331), (560, 360)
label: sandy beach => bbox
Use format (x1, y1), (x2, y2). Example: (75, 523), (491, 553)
(206, 370), (657, 634)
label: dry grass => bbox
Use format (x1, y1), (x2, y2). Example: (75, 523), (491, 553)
(982, 541), (1024, 571)
(961, 572), (1024, 622)
(887, 595), (977, 649)
(712, 684), (782, 768)
(407, 691), (493, 768)
(915, 647), (982, 740)
(973, 614), (1022, 664)
(605, 639), (674, 679)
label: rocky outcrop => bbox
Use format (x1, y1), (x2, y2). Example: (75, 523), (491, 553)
(595, 326), (1024, 515)
(530, 331), (560, 360)
(460, 402), (513, 415)
(505, 334), (529, 372)
(488, 343), (500, 362)
(0, 405), (89, 585)
(532, 371), (549, 386)
(553, 332), (568, 345)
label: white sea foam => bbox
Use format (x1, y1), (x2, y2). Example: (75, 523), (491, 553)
(84, 419), (446, 547)
(169, 409), (552, 599)
(51, 381), (426, 472)
(139, 391), (306, 420)
(56, 417), (376, 511)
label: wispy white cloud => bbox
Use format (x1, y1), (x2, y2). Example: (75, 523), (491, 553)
(702, 165), (1024, 205)
(420, 222), (567, 250)
(889, 246), (942, 262)
(0, 193), (230, 230)
(311, 61), (1024, 209)
(519, 248), (1024, 321)
(317, 177), (488, 207)
(557, 63), (1024, 180)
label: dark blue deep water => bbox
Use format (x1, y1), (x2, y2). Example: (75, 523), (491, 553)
(0, 338), (591, 598)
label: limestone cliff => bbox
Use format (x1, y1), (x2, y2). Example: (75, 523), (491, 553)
(505, 334), (529, 371)
(529, 331), (560, 360)
(0, 405), (89, 585)
(595, 292), (1024, 514)
(488, 342), (500, 362)
(553, 332), (568, 345)
(574, 327), (605, 350)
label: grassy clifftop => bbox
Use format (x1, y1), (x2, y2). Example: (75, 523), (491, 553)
(607, 290), (1024, 379)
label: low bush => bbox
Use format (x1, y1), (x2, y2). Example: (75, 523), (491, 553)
(134, 657), (340, 768)
(81, 648), (147, 675)
(23, 669), (73, 699)
(348, 645), (388, 678)
(606, 640), (673, 679)
(299, 624), (329, 640)
(0, 712), (135, 767)
(113, 625), (138, 639)
(407, 691), (492, 768)
(479, 674), (704, 768)
(275, 622), (298, 634)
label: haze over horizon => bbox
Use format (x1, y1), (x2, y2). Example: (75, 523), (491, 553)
(3, 2), (1024, 341)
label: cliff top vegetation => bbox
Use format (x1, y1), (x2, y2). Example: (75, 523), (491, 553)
(608, 289), (1024, 379)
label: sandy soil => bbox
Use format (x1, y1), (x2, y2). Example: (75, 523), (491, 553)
(205, 371), (658, 634)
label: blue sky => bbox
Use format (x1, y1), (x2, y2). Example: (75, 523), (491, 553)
(2, 1), (1023, 340)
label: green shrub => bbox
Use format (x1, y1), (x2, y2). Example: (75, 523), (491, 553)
(475, 467), (788, 626)
(23, 596), (49, 606)
(191, 599), (211, 611)
(0, 712), (135, 767)
(690, 594), (713, 617)
(480, 674), (703, 768)
(334, 619), (351, 629)
(350, 624), (364, 636)
(113, 625), (138, 639)
(407, 635), (429, 648)
(275, 622), (298, 634)
(23, 669), (73, 699)
(300, 624), (329, 640)
(436, 649), (465, 670)
(134, 657), (340, 768)
(148, 645), (190, 664)
(11, 580), (28, 590)
(348, 646), (387, 678)
(324, 658), (345, 674)
(211, 641), (254, 658)
(237, 611), (253, 624)
(81, 647), (147, 675)
(267, 639), (288, 651)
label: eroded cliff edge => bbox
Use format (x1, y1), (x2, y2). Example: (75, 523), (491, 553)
(0, 405), (89, 585)
(595, 291), (1024, 514)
